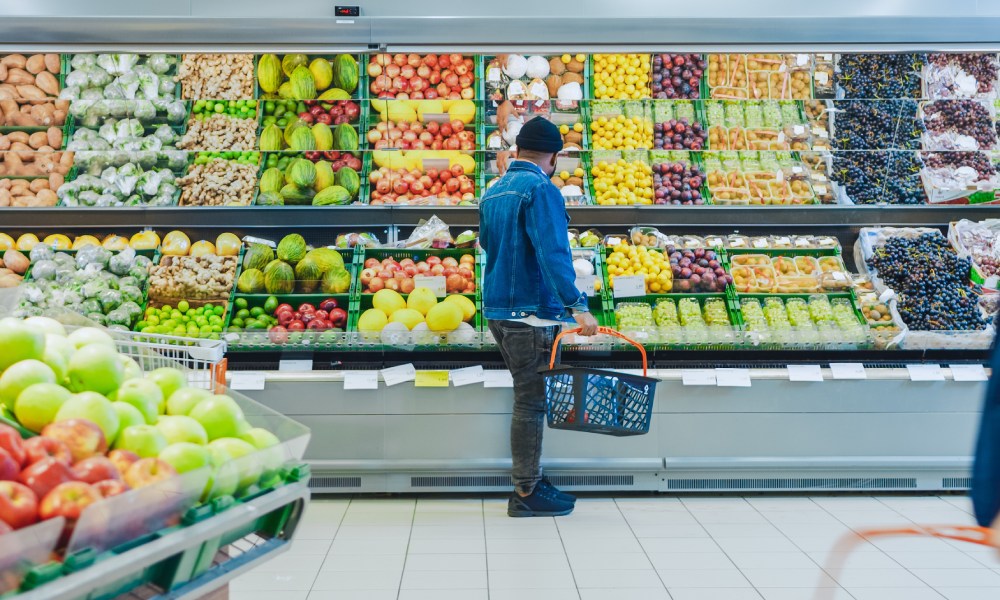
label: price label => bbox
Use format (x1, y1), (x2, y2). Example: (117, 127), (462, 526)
(229, 371), (265, 390)
(907, 364), (945, 382)
(279, 359), (313, 372)
(484, 370), (514, 388)
(815, 185), (828, 195)
(716, 368), (751, 387)
(613, 275), (646, 298)
(878, 289), (896, 303)
(487, 66), (501, 83)
(753, 239), (770, 249)
(414, 275), (447, 297)
(344, 370), (379, 390)
(243, 235), (276, 248)
(682, 369), (717, 386)
(606, 237), (622, 246)
(787, 365), (823, 382)
(576, 275), (597, 297)
(950, 364), (988, 382)
(830, 363), (866, 380)
(796, 54), (809, 66)
(415, 370), (450, 387)
(817, 129), (830, 139)
(778, 63), (787, 73)
(451, 365), (485, 387)
(793, 125), (805, 136)
(381, 363), (416, 387)
(815, 71), (829, 85)
(777, 132), (786, 144)
(985, 275), (1000, 289)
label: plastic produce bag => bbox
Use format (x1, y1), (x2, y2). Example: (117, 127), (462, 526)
(402, 215), (452, 249)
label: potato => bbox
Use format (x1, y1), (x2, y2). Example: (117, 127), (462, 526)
(46, 127), (62, 149)
(44, 54), (60, 74)
(35, 72), (58, 96)
(28, 131), (48, 149)
(25, 55), (46, 75)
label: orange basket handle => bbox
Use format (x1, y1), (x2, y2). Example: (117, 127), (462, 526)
(549, 327), (649, 376)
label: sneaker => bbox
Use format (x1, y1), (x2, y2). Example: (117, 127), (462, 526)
(507, 486), (575, 517)
(538, 477), (576, 504)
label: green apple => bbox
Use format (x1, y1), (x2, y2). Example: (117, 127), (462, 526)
(189, 395), (244, 441)
(25, 316), (66, 336)
(114, 379), (163, 424)
(239, 427), (284, 479)
(55, 391), (121, 443)
(67, 327), (115, 350)
(15, 382), (71, 433)
(42, 347), (67, 383)
(156, 415), (208, 445)
(67, 344), (125, 396)
(208, 437), (260, 490)
(113, 424), (168, 458)
(203, 445), (238, 500)
(120, 356), (143, 382)
(0, 359), (56, 411)
(0, 320), (45, 372)
(147, 368), (187, 407)
(159, 442), (211, 474)
(44, 334), (76, 364)
(166, 387), (210, 416)
(111, 401), (147, 432)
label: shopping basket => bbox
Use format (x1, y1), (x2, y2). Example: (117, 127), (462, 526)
(541, 326), (659, 436)
(813, 524), (998, 600)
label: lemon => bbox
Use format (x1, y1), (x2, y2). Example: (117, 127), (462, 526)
(559, 171), (570, 180)
(559, 124), (569, 134)
(561, 54), (571, 63)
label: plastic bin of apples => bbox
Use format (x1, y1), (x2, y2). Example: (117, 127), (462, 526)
(0, 318), (309, 595)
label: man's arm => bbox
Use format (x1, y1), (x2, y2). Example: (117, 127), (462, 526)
(524, 181), (589, 313)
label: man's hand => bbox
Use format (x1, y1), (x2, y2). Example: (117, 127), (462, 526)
(574, 312), (599, 337)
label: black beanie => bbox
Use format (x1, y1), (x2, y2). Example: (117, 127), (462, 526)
(515, 116), (564, 153)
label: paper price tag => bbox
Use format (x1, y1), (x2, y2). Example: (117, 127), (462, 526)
(778, 63), (787, 72)
(613, 275), (646, 298)
(381, 364), (416, 387)
(716, 368), (751, 387)
(576, 275), (597, 297)
(815, 71), (829, 84)
(279, 359), (313, 372)
(682, 369), (717, 386)
(907, 364), (945, 382)
(777, 132), (786, 144)
(787, 365), (823, 382)
(484, 370), (514, 388)
(344, 371), (379, 390)
(878, 289), (896, 303)
(985, 275), (1000, 289)
(243, 235), (276, 248)
(415, 371), (450, 387)
(606, 237), (622, 246)
(950, 364), (988, 382)
(451, 365), (485, 387)
(796, 54), (809, 66)
(815, 185), (828, 195)
(229, 371), (265, 390)
(753, 238), (769, 249)
(487, 66), (501, 83)
(793, 125), (805, 136)
(830, 363), (867, 380)
(414, 276), (447, 297)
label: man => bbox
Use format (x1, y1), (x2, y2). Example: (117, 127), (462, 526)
(971, 325), (1000, 554)
(480, 116), (599, 518)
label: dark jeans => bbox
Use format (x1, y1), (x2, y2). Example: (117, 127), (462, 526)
(488, 320), (560, 496)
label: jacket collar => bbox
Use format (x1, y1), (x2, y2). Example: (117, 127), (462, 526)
(508, 160), (548, 176)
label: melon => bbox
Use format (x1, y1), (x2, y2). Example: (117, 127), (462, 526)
(372, 289), (405, 315)
(406, 287), (438, 316)
(426, 302), (463, 332)
(390, 308), (424, 330)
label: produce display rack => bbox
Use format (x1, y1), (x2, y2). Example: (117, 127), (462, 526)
(608, 292), (744, 350)
(253, 53), (367, 103)
(361, 149), (479, 207)
(735, 291), (872, 350)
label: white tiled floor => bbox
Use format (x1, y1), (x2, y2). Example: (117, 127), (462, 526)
(232, 495), (1000, 600)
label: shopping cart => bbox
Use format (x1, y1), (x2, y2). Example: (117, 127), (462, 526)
(114, 329), (228, 392)
(542, 326), (659, 436)
(813, 524), (998, 600)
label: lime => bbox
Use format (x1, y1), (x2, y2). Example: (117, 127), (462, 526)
(178, 300), (190, 313)
(213, 306), (225, 316)
(250, 307), (264, 318)
(161, 304), (173, 313)
(264, 296), (279, 314)
(236, 309), (250, 320)
(235, 298), (248, 310)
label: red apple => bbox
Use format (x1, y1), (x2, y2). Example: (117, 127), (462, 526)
(19, 457), (76, 500)
(0, 425), (26, 467)
(23, 437), (72, 466)
(39, 482), (101, 521)
(107, 449), (139, 476)
(268, 326), (289, 345)
(287, 321), (305, 331)
(0, 481), (38, 529)
(124, 458), (177, 490)
(0, 448), (18, 482)
(319, 299), (339, 312)
(329, 308), (348, 328)
(41, 419), (107, 464)
(426, 256), (442, 267)
(92, 479), (129, 499)
(430, 264), (445, 276)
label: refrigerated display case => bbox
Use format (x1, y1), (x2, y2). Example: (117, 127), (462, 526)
(1, 0), (999, 510)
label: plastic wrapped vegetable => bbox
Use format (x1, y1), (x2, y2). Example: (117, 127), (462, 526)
(133, 99), (156, 120)
(119, 301), (143, 320)
(148, 54), (177, 75)
(28, 243), (55, 263)
(30, 260), (57, 281)
(97, 54), (140, 76)
(98, 289), (123, 313)
(108, 251), (135, 277)
(119, 286), (143, 305)
(71, 54), (97, 69)
(166, 101), (187, 123)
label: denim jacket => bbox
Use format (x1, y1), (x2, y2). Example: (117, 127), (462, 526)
(480, 160), (589, 321)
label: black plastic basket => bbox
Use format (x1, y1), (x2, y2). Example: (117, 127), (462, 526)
(542, 327), (659, 436)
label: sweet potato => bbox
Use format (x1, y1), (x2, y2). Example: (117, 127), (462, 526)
(48, 172), (64, 189)
(0, 64), (6, 82)
(15, 85), (45, 100)
(0, 189), (10, 207)
(29, 102), (54, 125)
(35, 188), (57, 205)
(5, 68), (33, 86)
(44, 54), (60, 74)
(0, 55), (26, 69)
(0, 275), (22, 288)
(25, 55), (45, 75)
(7, 131), (27, 144)
(35, 72), (58, 96)
(28, 178), (47, 193)
(0, 84), (13, 100)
